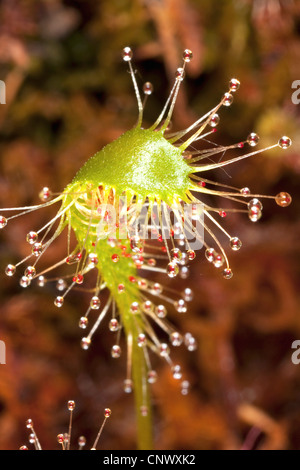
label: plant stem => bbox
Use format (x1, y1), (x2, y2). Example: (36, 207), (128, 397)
(131, 336), (153, 450)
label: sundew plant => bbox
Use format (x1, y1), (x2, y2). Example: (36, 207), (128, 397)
(19, 400), (111, 450)
(0, 48), (292, 450)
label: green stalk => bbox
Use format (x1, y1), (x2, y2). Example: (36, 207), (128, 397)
(131, 337), (153, 450)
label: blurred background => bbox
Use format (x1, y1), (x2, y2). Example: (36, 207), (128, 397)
(0, 0), (299, 450)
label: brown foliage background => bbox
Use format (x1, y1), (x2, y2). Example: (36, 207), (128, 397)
(0, 0), (299, 450)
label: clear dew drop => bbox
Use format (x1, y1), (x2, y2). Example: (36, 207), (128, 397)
(155, 304), (167, 318)
(130, 301), (140, 313)
(133, 256), (143, 269)
(118, 283), (125, 293)
(151, 282), (162, 295)
(90, 296), (101, 310)
(56, 278), (67, 291)
(104, 408), (111, 418)
(170, 331), (183, 347)
(68, 400), (75, 411)
(26, 419), (33, 429)
(137, 333), (147, 347)
(248, 198), (263, 210)
(248, 207), (262, 222)
(222, 268), (233, 280)
(37, 275), (45, 287)
(73, 273), (84, 284)
(123, 379), (133, 393)
(275, 192), (292, 207)
(111, 344), (121, 358)
(174, 299), (187, 313)
(205, 247), (216, 263)
(230, 237), (242, 251)
(54, 296), (64, 307)
(111, 254), (119, 263)
(175, 67), (185, 81)
(143, 81), (153, 95)
(159, 343), (170, 357)
(32, 242), (43, 257)
(223, 92), (233, 106)
(5, 264), (16, 277)
(122, 46), (132, 62)
(147, 258), (156, 267)
(209, 113), (220, 127)
(138, 279), (147, 289)
(19, 446), (28, 450)
(213, 253), (225, 268)
(183, 49), (193, 62)
(181, 380), (190, 395)
(192, 203), (201, 220)
(179, 252), (188, 266)
(240, 187), (251, 195)
(24, 266), (36, 279)
(147, 370), (158, 384)
(143, 300), (153, 312)
(170, 248), (182, 263)
(167, 261), (179, 278)
(88, 253), (98, 267)
(130, 235), (143, 253)
(278, 136), (292, 149)
(172, 364), (182, 380)
(0, 216), (7, 229)
(180, 266), (189, 279)
(79, 316), (88, 329)
(179, 236), (186, 248)
(248, 198), (263, 222)
(182, 287), (193, 302)
(26, 231), (38, 245)
(187, 249), (196, 260)
(185, 333), (197, 351)
(20, 276), (31, 288)
(81, 337), (91, 350)
(39, 187), (52, 202)
(229, 78), (240, 92)
(78, 436), (86, 448)
(29, 433), (36, 444)
(173, 222), (182, 236)
(247, 132), (260, 147)
(109, 318), (119, 332)
(66, 252), (81, 265)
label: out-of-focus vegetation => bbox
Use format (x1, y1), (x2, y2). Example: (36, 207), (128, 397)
(0, 0), (299, 450)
